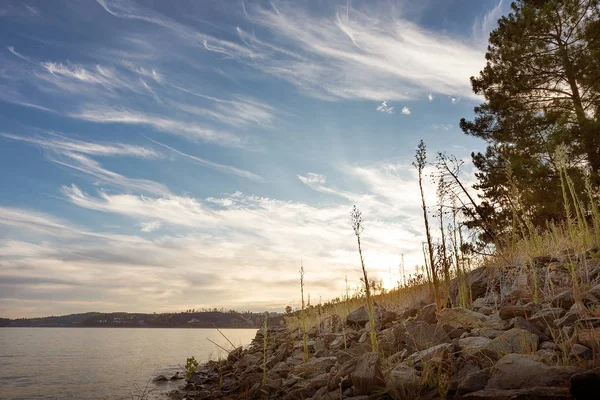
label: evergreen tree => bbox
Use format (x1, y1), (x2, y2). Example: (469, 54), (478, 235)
(461, 0), (600, 239)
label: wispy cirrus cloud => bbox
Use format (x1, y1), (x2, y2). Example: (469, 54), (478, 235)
(139, 220), (162, 232)
(71, 107), (244, 147)
(148, 138), (264, 182)
(0, 132), (161, 158)
(95, 0), (485, 101)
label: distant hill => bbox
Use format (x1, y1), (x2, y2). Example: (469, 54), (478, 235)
(0, 311), (284, 328)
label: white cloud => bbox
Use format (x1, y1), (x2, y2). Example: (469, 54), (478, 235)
(96, 0), (486, 101)
(401, 107), (411, 115)
(428, 93), (434, 102)
(0, 132), (161, 158)
(297, 172), (327, 185)
(473, 0), (505, 43)
(139, 220), (162, 232)
(451, 97), (460, 104)
(71, 107), (244, 147)
(432, 124), (453, 131)
(148, 138), (264, 181)
(376, 101), (395, 114)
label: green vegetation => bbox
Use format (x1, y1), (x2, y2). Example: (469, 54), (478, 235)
(185, 356), (199, 379)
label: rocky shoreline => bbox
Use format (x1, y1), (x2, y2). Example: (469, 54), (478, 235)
(164, 256), (600, 399)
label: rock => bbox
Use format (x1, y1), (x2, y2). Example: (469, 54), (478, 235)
(539, 341), (557, 350)
(527, 308), (565, 331)
(499, 304), (536, 320)
(406, 342), (454, 365)
(570, 369), (600, 400)
(437, 307), (488, 330)
(552, 290), (575, 310)
(577, 327), (600, 348)
(308, 372), (330, 390)
(394, 320), (450, 351)
(485, 354), (579, 390)
(329, 335), (346, 350)
(485, 328), (538, 355)
(461, 387), (570, 399)
(535, 349), (559, 365)
(228, 346), (243, 362)
(416, 303), (438, 324)
(471, 328), (505, 339)
(556, 310), (582, 328)
(511, 316), (550, 341)
(290, 356), (337, 380)
(583, 284), (600, 305)
(153, 375), (169, 382)
(569, 343), (593, 360)
(386, 362), (420, 393)
(169, 372), (184, 380)
(458, 336), (493, 357)
(350, 352), (384, 395)
(402, 307), (419, 319)
(450, 266), (490, 302)
(346, 306), (371, 327)
(449, 364), (481, 393)
(456, 368), (491, 396)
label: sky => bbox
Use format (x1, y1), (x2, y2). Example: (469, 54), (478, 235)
(0, 0), (510, 318)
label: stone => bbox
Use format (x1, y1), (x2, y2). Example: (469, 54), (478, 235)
(456, 368), (491, 396)
(152, 375), (168, 382)
(552, 290), (575, 310)
(485, 328), (538, 355)
(499, 304), (536, 320)
(385, 362), (420, 393)
(527, 308), (565, 331)
(350, 352), (384, 395)
(450, 266), (490, 302)
(471, 328), (505, 339)
(485, 354), (579, 390)
(577, 327), (600, 349)
(346, 306), (371, 327)
(329, 335), (346, 350)
(437, 307), (488, 330)
(511, 316), (550, 342)
(416, 303), (438, 324)
(556, 310), (582, 328)
(402, 307), (419, 319)
(449, 364), (481, 393)
(406, 343), (454, 365)
(458, 336), (493, 357)
(393, 320), (451, 351)
(569, 343), (593, 360)
(535, 349), (559, 365)
(539, 341), (557, 350)
(308, 372), (330, 390)
(169, 372), (184, 380)
(290, 356), (336, 380)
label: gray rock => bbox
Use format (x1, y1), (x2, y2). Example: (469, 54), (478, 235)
(485, 354), (579, 390)
(485, 328), (538, 355)
(350, 352), (384, 395)
(570, 343), (593, 360)
(437, 307), (488, 330)
(385, 362), (420, 393)
(456, 368), (491, 395)
(416, 303), (438, 324)
(460, 387), (571, 399)
(347, 306), (371, 327)
(552, 290), (575, 310)
(406, 342), (454, 365)
(393, 320), (450, 351)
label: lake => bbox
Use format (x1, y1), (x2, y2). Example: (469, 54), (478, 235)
(0, 328), (258, 400)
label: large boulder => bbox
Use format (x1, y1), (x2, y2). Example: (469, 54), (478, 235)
(385, 362), (420, 394)
(437, 307), (488, 330)
(350, 352), (384, 395)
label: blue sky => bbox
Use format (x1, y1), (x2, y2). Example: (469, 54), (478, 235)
(0, 0), (509, 318)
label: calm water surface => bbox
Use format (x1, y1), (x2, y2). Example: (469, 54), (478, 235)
(0, 328), (258, 400)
